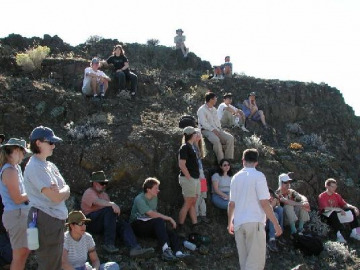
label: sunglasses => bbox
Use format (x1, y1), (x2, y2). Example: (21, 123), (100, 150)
(73, 222), (86, 226)
(282, 181), (291, 184)
(42, 140), (54, 145)
(98, 182), (108, 186)
(222, 163), (230, 167)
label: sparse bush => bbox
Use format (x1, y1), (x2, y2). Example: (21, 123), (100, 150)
(244, 134), (263, 149)
(64, 121), (109, 140)
(286, 123), (304, 135)
(147, 39), (160, 46)
(324, 241), (356, 262)
(306, 210), (330, 237)
(86, 35), (103, 45)
(300, 133), (326, 151)
(16, 45), (50, 72)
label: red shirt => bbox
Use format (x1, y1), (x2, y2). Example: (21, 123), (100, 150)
(318, 191), (346, 212)
(81, 187), (110, 215)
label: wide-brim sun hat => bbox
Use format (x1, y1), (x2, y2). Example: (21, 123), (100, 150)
(66, 210), (91, 225)
(2, 138), (32, 154)
(90, 171), (109, 183)
(29, 126), (62, 143)
(183, 126), (196, 135)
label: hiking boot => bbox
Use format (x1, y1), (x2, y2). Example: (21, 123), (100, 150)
(102, 244), (119, 254)
(350, 231), (360, 241)
(337, 234), (347, 243)
(161, 248), (177, 261)
(241, 125), (250, 132)
(267, 240), (279, 252)
(130, 246), (155, 257)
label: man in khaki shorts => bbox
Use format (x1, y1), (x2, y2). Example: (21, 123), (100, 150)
(178, 126), (201, 234)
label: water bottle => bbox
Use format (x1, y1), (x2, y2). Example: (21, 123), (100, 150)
(183, 240), (196, 251)
(27, 223), (39, 250)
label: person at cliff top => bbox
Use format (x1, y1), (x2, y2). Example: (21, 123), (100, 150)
(82, 58), (111, 99)
(197, 91), (234, 164)
(106, 44), (138, 96)
(174, 29), (189, 57)
(241, 92), (268, 128)
(318, 178), (360, 243)
(81, 171), (153, 256)
(221, 56), (232, 78)
(275, 173), (310, 235)
(217, 92), (249, 132)
(62, 210), (120, 270)
(24, 126), (70, 270)
(130, 177), (192, 262)
(0, 138), (32, 269)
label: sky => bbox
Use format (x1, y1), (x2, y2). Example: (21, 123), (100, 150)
(2, 0), (360, 116)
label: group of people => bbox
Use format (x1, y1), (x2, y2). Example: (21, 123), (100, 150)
(81, 44), (138, 100)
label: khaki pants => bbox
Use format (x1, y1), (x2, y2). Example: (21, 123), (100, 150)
(283, 205), (310, 224)
(220, 111), (236, 127)
(201, 129), (234, 163)
(235, 222), (266, 270)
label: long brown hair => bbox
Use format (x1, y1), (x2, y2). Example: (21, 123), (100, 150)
(0, 146), (18, 167)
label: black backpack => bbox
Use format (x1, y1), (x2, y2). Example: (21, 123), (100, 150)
(179, 115), (197, 128)
(293, 233), (324, 256)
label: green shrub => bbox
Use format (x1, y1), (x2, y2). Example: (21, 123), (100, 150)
(16, 45), (50, 72)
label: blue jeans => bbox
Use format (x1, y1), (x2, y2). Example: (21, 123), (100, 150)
(114, 70), (137, 93)
(0, 233), (12, 266)
(266, 206), (283, 239)
(86, 207), (138, 248)
(211, 192), (229, 210)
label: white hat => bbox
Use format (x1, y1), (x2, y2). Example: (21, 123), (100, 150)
(279, 173), (292, 183)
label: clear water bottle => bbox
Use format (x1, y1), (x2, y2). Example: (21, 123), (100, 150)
(183, 240), (196, 251)
(27, 223), (39, 250)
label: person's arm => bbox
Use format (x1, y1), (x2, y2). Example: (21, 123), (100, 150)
(198, 107), (214, 131)
(179, 159), (191, 180)
(344, 203), (359, 216)
(2, 168), (28, 204)
(260, 200), (282, 237)
(42, 184), (70, 204)
(145, 210), (176, 229)
(61, 249), (75, 270)
(227, 201), (235, 235)
(88, 248), (100, 270)
(92, 199), (120, 215)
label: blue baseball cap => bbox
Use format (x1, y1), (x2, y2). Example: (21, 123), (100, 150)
(29, 126), (62, 143)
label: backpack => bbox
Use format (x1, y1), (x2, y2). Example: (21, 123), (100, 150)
(293, 233), (324, 256)
(179, 115), (197, 128)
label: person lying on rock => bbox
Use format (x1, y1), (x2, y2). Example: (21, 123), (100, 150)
(81, 171), (153, 256)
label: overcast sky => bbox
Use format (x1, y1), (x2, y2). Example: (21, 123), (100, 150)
(2, 0), (359, 115)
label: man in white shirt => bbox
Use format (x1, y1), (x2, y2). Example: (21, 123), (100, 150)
(82, 58), (111, 99)
(228, 149), (282, 270)
(217, 93), (249, 132)
(197, 92), (234, 164)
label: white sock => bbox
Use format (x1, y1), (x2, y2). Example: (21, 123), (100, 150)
(162, 243), (169, 252)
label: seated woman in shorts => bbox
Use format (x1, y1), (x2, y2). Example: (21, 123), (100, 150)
(62, 210), (119, 270)
(242, 92), (267, 128)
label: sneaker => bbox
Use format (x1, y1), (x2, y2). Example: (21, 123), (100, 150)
(241, 125), (250, 132)
(130, 246), (155, 257)
(131, 91), (136, 96)
(337, 234), (347, 243)
(350, 231), (360, 241)
(267, 240), (279, 252)
(161, 248), (177, 261)
(100, 92), (105, 97)
(102, 244), (119, 254)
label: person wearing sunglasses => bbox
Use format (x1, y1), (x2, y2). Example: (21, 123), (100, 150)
(24, 126), (70, 270)
(62, 210), (119, 270)
(211, 159), (233, 210)
(81, 171), (153, 256)
(275, 173), (310, 236)
(0, 138), (32, 269)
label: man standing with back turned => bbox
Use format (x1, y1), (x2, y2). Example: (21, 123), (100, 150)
(228, 149), (282, 270)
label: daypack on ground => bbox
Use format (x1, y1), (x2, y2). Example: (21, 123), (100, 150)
(293, 233), (324, 256)
(179, 115), (197, 128)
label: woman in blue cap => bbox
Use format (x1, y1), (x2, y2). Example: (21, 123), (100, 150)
(0, 138), (31, 269)
(24, 126), (70, 270)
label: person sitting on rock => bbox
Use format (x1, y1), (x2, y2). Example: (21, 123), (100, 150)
(107, 44), (138, 96)
(62, 210), (120, 270)
(211, 159), (233, 210)
(318, 178), (360, 243)
(130, 177), (192, 262)
(242, 92), (268, 128)
(275, 173), (310, 236)
(174, 29), (189, 57)
(82, 58), (111, 99)
(197, 91), (234, 164)
(266, 189), (284, 252)
(220, 56), (232, 78)
(81, 171), (154, 256)
(217, 92), (249, 132)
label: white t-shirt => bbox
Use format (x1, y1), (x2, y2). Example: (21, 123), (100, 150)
(230, 167), (270, 231)
(82, 67), (107, 89)
(63, 231), (95, 268)
(217, 102), (237, 120)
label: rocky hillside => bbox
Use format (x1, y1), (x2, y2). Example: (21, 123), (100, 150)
(1, 34), (360, 270)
